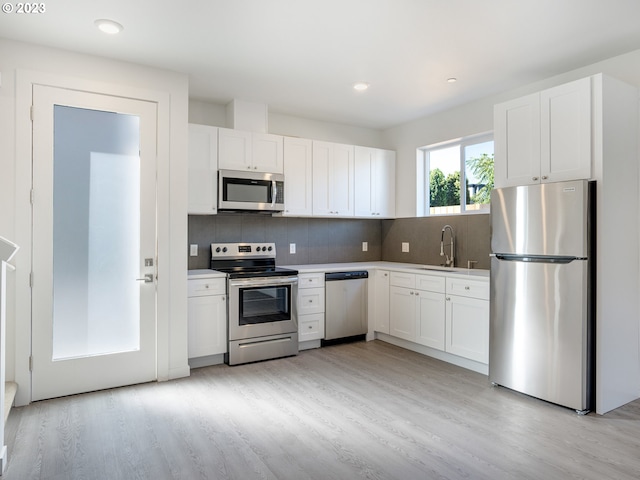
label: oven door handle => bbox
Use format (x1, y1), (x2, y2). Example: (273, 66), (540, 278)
(229, 276), (298, 288)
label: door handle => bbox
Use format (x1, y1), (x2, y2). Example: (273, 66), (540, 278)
(136, 273), (154, 283)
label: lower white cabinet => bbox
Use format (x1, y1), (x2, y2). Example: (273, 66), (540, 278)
(389, 285), (416, 341)
(297, 272), (325, 345)
(445, 294), (489, 364)
(445, 277), (490, 364)
(387, 271), (489, 365)
(416, 290), (446, 351)
(373, 270), (390, 334)
(187, 276), (227, 359)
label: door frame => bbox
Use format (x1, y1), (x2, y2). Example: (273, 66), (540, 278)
(13, 70), (187, 406)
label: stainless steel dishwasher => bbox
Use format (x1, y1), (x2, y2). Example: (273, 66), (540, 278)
(324, 271), (368, 342)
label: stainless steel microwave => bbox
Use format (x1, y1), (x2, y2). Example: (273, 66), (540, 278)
(218, 169), (285, 213)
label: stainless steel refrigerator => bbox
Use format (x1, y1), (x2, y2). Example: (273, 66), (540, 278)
(489, 179), (595, 413)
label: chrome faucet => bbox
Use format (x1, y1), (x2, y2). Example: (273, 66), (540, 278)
(440, 224), (455, 267)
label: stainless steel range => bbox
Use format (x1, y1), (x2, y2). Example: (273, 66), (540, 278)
(211, 242), (298, 366)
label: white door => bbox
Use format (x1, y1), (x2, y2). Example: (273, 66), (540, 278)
(31, 85), (158, 401)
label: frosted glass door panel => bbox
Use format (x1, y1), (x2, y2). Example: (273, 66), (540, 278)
(52, 106), (141, 360)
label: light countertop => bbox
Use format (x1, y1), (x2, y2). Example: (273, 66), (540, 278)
(286, 261), (489, 278)
(188, 269), (227, 279)
(188, 262), (489, 279)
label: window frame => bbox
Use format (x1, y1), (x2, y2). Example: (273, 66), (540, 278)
(420, 132), (494, 216)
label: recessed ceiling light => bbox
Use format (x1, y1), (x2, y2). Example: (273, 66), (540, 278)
(447, 77), (457, 83)
(353, 82), (370, 91)
(95, 19), (124, 35)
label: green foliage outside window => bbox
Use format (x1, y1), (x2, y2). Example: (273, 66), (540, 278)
(465, 153), (494, 205)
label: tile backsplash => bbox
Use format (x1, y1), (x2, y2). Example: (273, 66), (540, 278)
(188, 214), (383, 269)
(188, 213), (491, 270)
(381, 214), (491, 269)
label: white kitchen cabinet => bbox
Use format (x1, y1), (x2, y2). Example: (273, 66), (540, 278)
(444, 277), (489, 364)
(218, 127), (284, 173)
(494, 77), (591, 188)
(385, 270), (490, 368)
(187, 277), (227, 359)
(354, 146), (396, 218)
(297, 272), (325, 347)
(389, 285), (416, 341)
(373, 270), (390, 334)
(415, 277), (446, 351)
(187, 124), (218, 215)
(283, 137), (313, 216)
(312, 141), (355, 217)
(389, 272), (446, 348)
(445, 295), (489, 364)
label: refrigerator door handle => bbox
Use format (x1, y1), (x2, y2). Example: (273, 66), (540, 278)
(492, 253), (584, 264)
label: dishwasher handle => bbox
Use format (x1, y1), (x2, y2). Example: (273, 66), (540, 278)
(325, 271), (369, 281)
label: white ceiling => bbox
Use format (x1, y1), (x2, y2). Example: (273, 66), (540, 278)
(2, 0), (640, 129)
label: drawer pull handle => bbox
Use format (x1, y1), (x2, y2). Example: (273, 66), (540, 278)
(465, 286), (470, 290)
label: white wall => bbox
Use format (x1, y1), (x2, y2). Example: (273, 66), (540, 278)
(384, 48), (640, 218)
(0, 38), (190, 405)
(188, 99), (386, 148)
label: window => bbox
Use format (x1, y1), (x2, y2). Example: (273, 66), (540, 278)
(421, 133), (494, 215)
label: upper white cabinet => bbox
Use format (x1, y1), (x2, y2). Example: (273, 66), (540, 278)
(188, 124), (219, 215)
(312, 141), (355, 217)
(494, 77), (591, 188)
(218, 127), (284, 173)
(354, 146), (396, 218)
(283, 137), (313, 216)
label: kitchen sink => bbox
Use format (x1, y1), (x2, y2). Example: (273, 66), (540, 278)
(418, 266), (453, 272)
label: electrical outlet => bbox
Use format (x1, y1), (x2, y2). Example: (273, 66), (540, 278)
(362, 242), (368, 252)
(402, 242), (410, 253)
(189, 244), (198, 256)
(289, 243), (296, 254)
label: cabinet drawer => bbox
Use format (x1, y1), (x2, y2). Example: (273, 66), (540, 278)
(390, 272), (415, 289)
(299, 313), (325, 341)
(298, 287), (325, 315)
(298, 272), (325, 289)
(447, 277), (489, 300)
(188, 278), (226, 297)
(416, 274), (445, 293)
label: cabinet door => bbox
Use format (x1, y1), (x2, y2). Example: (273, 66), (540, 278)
(445, 295), (489, 363)
(312, 141), (354, 216)
(297, 287), (325, 316)
(374, 149), (396, 218)
(218, 128), (252, 170)
(354, 146), (375, 217)
(188, 124), (218, 214)
(283, 137), (313, 216)
(374, 270), (390, 334)
(299, 313), (325, 342)
(494, 93), (541, 188)
(415, 290), (445, 350)
(540, 77), (591, 183)
(312, 141), (332, 215)
(389, 286), (416, 341)
(330, 143), (355, 216)
(188, 294), (227, 358)
(252, 132), (284, 173)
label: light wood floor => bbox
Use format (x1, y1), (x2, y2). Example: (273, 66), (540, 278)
(4, 340), (640, 479)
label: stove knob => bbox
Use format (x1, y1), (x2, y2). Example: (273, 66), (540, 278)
(222, 247), (227, 253)
(268, 246), (273, 251)
(261, 246), (267, 252)
(215, 247), (221, 253)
